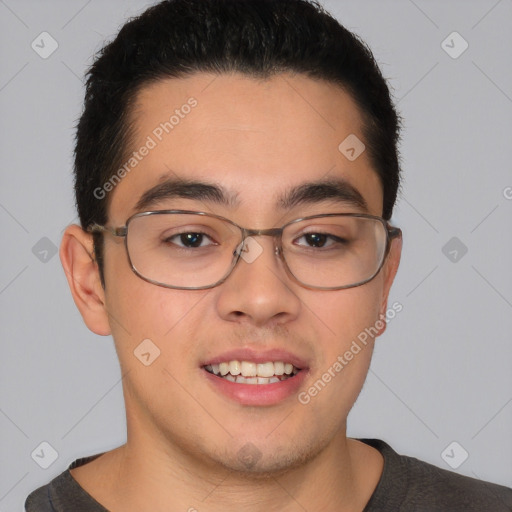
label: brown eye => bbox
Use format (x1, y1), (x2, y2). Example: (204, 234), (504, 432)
(304, 233), (328, 247)
(295, 233), (344, 248)
(165, 232), (214, 248)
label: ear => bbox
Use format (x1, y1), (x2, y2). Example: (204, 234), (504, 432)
(60, 224), (111, 336)
(376, 234), (402, 336)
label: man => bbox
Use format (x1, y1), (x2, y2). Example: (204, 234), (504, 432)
(25, 0), (512, 510)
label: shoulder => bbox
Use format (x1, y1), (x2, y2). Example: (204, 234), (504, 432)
(25, 482), (55, 512)
(360, 438), (512, 512)
(25, 454), (107, 512)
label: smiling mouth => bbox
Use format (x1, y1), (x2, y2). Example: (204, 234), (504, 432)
(203, 360), (300, 385)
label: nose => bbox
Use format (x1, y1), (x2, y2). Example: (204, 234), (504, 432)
(215, 236), (301, 328)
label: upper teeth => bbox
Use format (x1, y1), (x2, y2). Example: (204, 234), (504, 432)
(206, 361), (298, 378)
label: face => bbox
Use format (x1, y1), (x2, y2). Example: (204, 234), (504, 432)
(71, 72), (401, 475)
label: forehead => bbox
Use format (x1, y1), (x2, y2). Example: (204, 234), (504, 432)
(108, 72), (383, 221)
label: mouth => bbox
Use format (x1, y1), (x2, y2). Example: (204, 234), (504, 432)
(203, 360), (300, 385)
(201, 350), (309, 406)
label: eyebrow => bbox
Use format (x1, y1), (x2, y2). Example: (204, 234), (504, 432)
(133, 178), (239, 212)
(279, 178), (369, 212)
(133, 176), (368, 214)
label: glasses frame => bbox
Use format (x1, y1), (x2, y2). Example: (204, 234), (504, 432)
(89, 210), (402, 291)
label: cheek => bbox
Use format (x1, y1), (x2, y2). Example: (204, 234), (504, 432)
(103, 250), (209, 367)
(297, 284), (383, 425)
(103, 273), (218, 444)
(307, 280), (383, 355)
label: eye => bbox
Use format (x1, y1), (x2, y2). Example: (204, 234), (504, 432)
(295, 232), (343, 248)
(166, 232), (215, 248)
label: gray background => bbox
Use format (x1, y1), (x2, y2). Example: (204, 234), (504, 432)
(1, 0), (511, 509)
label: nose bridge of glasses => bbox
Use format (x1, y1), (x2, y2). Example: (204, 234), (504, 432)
(242, 227), (283, 255)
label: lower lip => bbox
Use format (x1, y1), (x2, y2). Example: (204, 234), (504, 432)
(202, 368), (307, 406)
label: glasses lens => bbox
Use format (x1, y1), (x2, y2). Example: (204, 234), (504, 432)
(126, 213), (241, 289)
(282, 216), (387, 289)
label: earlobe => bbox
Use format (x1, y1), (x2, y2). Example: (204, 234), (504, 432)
(60, 225), (111, 336)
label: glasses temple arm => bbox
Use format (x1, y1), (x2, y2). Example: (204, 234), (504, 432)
(88, 224), (127, 237)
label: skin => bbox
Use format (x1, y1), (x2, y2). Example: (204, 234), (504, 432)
(60, 72), (402, 511)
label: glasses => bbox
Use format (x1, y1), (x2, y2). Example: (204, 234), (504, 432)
(89, 210), (402, 291)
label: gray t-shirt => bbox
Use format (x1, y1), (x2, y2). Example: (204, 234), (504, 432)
(25, 439), (512, 511)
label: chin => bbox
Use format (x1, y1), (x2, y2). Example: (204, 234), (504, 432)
(210, 435), (331, 479)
